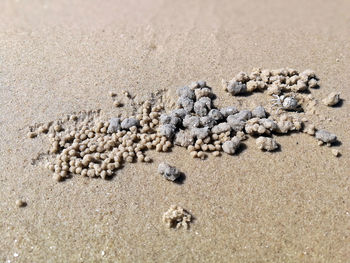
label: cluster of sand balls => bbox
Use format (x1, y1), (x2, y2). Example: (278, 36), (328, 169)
(222, 68), (324, 115)
(157, 80), (322, 158)
(222, 68), (319, 96)
(29, 102), (176, 182)
(28, 71), (340, 182)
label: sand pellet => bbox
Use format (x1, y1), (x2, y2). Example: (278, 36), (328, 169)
(16, 199), (27, 208)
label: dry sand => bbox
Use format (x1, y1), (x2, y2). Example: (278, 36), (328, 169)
(1, 0), (350, 262)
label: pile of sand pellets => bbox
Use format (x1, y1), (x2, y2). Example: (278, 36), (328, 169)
(27, 68), (341, 182)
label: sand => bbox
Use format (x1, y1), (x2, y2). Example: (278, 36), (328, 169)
(1, 0), (350, 262)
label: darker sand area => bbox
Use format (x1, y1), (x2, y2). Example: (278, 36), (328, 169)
(0, 0), (349, 262)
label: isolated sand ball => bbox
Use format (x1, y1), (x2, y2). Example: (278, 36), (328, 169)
(53, 173), (63, 182)
(54, 124), (62, 132)
(27, 131), (37, 138)
(189, 151), (197, 158)
(162, 205), (192, 229)
(331, 149), (341, 157)
(322, 92), (341, 106)
(16, 199), (27, 208)
(256, 137), (279, 151)
(315, 129), (337, 144)
(158, 162), (181, 181)
(144, 156), (151, 163)
(212, 151), (221, 156)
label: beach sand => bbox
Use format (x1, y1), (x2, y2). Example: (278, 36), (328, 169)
(0, 0), (349, 262)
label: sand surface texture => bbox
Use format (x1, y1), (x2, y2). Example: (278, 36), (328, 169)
(1, 0), (350, 262)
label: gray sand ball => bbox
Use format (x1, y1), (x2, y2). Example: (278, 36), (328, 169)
(194, 101), (208, 116)
(177, 86), (195, 100)
(107, 118), (121, 133)
(315, 129), (337, 143)
(121, 118), (139, 130)
(177, 97), (194, 112)
(191, 127), (210, 139)
(158, 162), (181, 181)
(208, 109), (224, 121)
(227, 81), (247, 95)
(222, 137), (241, 155)
(174, 130), (194, 147)
(220, 106), (239, 117)
(252, 106), (266, 118)
(159, 124), (176, 138)
(183, 115), (200, 128)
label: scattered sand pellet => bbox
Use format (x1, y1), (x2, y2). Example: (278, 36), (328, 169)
(256, 137), (279, 151)
(332, 149), (341, 157)
(303, 123), (316, 135)
(109, 91), (116, 97)
(27, 131), (37, 138)
(322, 92), (341, 106)
(162, 205), (192, 229)
(113, 100), (123, 107)
(158, 162), (181, 182)
(16, 199), (27, 208)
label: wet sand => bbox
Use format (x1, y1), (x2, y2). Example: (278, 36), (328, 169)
(0, 0), (350, 262)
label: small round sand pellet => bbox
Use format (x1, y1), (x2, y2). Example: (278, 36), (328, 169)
(203, 137), (210, 144)
(53, 173), (63, 182)
(332, 149), (340, 157)
(54, 125), (62, 132)
(162, 145), (168, 152)
(156, 144), (162, 152)
(212, 151), (221, 157)
(197, 151), (205, 158)
(201, 144), (209, 151)
(208, 144), (216, 151)
(138, 155), (145, 162)
(81, 169), (88, 177)
(75, 167), (82, 174)
(87, 169), (95, 177)
(38, 126), (48, 134)
(212, 134), (219, 140)
(190, 151), (198, 158)
(196, 139), (203, 145)
(100, 170), (107, 179)
(27, 132), (37, 138)
(48, 164), (55, 172)
(114, 100), (122, 107)
(70, 115), (78, 121)
(16, 199), (27, 208)
(187, 145), (195, 152)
